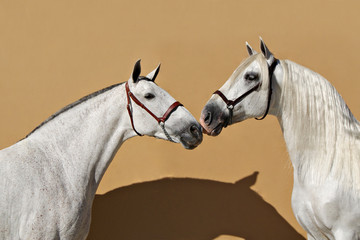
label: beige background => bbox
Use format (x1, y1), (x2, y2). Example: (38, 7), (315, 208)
(1, 0), (360, 239)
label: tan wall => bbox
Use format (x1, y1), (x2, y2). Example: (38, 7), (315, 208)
(1, 0), (360, 239)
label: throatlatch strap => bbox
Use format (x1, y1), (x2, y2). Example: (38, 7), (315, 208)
(255, 58), (278, 120)
(126, 83), (143, 136)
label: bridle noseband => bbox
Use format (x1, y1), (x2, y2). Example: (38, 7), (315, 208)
(125, 81), (183, 142)
(213, 58), (279, 124)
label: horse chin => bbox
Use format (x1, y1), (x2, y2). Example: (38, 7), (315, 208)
(179, 133), (203, 150)
(180, 141), (198, 150)
(210, 123), (224, 136)
(179, 138), (201, 150)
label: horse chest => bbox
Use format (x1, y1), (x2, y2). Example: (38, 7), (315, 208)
(291, 179), (360, 239)
(291, 185), (331, 239)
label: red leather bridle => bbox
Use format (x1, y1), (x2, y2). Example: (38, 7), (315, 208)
(125, 81), (183, 141)
(213, 58), (278, 125)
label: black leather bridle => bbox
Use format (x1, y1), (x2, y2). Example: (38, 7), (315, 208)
(125, 81), (183, 141)
(213, 58), (279, 124)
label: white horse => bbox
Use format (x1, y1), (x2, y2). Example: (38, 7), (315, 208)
(0, 60), (203, 240)
(200, 39), (360, 240)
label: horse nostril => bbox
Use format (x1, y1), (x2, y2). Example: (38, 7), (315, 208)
(204, 111), (212, 125)
(189, 124), (200, 138)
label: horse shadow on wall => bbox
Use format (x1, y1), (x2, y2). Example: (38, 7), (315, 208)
(87, 172), (305, 240)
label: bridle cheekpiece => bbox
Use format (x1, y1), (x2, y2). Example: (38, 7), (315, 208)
(125, 81), (183, 142)
(213, 58), (279, 125)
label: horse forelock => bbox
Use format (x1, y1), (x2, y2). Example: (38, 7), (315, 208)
(228, 54), (269, 88)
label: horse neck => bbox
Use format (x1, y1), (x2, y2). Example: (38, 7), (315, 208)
(25, 83), (136, 197)
(273, 60), (360, 184)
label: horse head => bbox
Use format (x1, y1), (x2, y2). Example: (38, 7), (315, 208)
(127, 60), (203, 149)
(200, 38), (281, 136)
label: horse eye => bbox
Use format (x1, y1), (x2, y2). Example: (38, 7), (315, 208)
(244, 72), (259, 81)
(144, 93), (155, 99)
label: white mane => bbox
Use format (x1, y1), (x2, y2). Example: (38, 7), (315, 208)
(279, 60), (360, 193)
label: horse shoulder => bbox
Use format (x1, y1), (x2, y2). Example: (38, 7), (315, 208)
(0, 140), (91, 239)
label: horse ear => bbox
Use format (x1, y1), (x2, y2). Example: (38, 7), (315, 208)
(246, 41), (257, 56)
(132, 59), (141, 83)
(259, 37), (275, 64)
(146, 64), (161, 82)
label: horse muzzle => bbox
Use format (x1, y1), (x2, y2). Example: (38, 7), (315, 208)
(200, 103), (230, 136)
(179, 122), (203, 149)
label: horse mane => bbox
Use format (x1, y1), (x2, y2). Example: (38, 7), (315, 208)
(280, 60), (360, 192)
(24, 82), (124, 139)
(24, 77), (155, 139)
